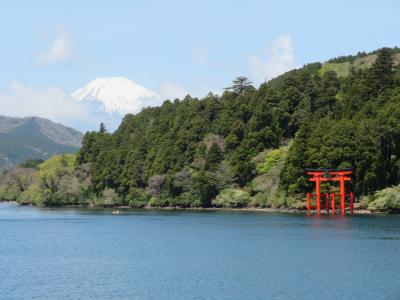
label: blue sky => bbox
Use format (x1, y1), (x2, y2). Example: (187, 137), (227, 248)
(0, 0), (399, 131)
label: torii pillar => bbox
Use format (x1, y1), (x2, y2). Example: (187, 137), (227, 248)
(306, 171), (325, 214)
(329, 170), (353, 214)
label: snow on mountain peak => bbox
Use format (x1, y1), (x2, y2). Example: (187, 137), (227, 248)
(71, 77), (161, 115)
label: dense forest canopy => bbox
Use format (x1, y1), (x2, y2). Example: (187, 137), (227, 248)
(75, 47), (400, 203)
(2, 47), (400, 210)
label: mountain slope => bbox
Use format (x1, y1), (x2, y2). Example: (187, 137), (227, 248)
(74, 47), (400, 209)
(0, 116), (83, 169)
(71, 77), (161, 115)
(3, 47), (400, 209)
(320, 49), (400, 77)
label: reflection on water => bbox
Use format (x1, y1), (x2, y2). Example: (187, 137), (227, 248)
(306, 213), (352, 240)
(0, 203), (400, 300)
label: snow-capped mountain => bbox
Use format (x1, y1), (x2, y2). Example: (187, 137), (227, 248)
(71, 77), (161, 115)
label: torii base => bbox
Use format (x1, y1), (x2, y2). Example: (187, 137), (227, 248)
(306, 192), (354, 214)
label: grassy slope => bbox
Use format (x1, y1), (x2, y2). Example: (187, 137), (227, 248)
(320, 53), (400, 77)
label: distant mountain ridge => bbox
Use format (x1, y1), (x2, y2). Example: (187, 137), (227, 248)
(0, 116), (83, 169)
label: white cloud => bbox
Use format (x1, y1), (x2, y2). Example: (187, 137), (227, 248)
(249, 35), (296, 84)
(193, 48), (207, 64)
(0, 79), (197, 132)
(160, 82), (188, 100)
(0, 82), (96, 130)
(37, 26), (71, 64)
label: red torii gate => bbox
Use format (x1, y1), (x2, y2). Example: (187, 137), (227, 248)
(305, 168), (354, 214)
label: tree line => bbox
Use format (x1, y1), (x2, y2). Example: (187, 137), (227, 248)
(1, 47), (400, 210)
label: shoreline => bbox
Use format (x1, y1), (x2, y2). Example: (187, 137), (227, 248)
(0, 201), (381, 214)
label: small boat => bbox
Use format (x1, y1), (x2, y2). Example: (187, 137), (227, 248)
(111, 210), (121, 215)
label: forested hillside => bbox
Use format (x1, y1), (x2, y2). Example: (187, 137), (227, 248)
(74, 47), (400, 207)
(0, 116), (82, 169)
(2, 47), (400, 210)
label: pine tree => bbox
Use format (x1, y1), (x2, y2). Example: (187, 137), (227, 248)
(99, 122), (107, 134)
(225, 76), (253, 94)
(368, 47), (395, 95)
(205, 143), (223, 170)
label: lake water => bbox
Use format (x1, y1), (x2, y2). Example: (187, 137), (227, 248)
(0, 203), (400, 300)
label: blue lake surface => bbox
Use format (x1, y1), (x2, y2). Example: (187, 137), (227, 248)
(0, 203), (400, 299)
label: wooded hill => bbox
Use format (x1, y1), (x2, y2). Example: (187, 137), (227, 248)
(0, 116), (82, 169)
(2, 47), (400, 210)
(75, 47), (400, 207)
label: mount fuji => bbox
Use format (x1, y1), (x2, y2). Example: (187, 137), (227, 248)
(71, 77), (162, 116)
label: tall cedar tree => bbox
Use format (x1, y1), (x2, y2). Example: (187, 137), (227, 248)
(226, 76), (253, 94)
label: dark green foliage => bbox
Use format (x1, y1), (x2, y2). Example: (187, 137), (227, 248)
(99, 122), (107, 134)
(326, 47), (400, 64)
(19, 159), (45, 169)
(225, 76), (253, 94)
(281, 48), (400, 198)
(126, 188), (150, 207)
(368, 47), (395, 95)
(2, 48), (399, 210)
(205, 143), (223, 170)
(71, 47), (400, 207)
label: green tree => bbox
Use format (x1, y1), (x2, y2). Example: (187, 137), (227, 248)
(99, 122), (107, 134)
(71, 47), (400, 208)
(368, 47), (395, 95)
(225, 76), (253, 94)
(205, 143), (223, 170)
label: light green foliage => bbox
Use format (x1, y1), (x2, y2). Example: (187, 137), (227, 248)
(19, 159), (44, 169)
(250, 146), (288, 207)
(126, 188), (149, 208)
(19, 183), (41, 205)
(359, 196), (369, 209)
(96, 188), (119, 206)
(257, 147), (287, 174)
(319, 50), (400, 78)
(16, 154), (89, 206)
(0, 167), (37, 202)
(250, 192), (269, 207)
(250, 190), (289, 208)
(320, 62), (351, 78)
(148, 197), (168, 207)
(212, 188), (250, 208)
(39, 154), (74, 174)
(368, 185), (400, 212)
(3, 48), (400, 210)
